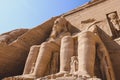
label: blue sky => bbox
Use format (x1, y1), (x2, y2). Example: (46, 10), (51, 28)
(0, 0), (90, 34)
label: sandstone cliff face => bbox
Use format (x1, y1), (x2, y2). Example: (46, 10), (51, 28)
(0, 29), (28, 45)
(0, 17), (58, 79)
(0, 28), (29, 79)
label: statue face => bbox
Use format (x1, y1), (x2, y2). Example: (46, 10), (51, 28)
(50, 18), (65, 38)
(50, 17), (68, 39)
(53, 21), (62, 32)
(53, 18), (66, 33)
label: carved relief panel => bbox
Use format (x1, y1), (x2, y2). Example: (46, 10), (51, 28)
(106, 11), (120, 39)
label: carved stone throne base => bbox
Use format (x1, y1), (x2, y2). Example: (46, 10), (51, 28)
(3, 74), (101, 80)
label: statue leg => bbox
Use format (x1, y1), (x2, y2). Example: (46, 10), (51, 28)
(60, 36), (74, 73)
(4, 45), (41, 80)
(77, 31), (96, 77)
(23, 45), (40, 74)
(4, 42), (60, 80)
(33, 42), (60, 78)
(46, 36), (74, 78)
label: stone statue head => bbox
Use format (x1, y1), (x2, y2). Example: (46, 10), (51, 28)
(53, 17), (69, 33)
(71, 56), (78, 62)
(50, 17), (69, 38)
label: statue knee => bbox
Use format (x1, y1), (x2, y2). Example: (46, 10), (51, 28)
(31, 45), (40, 49)
(78, 31), (96, 44)
(61, 36), (72, 42)
(40, 42), (50, 49)
(78, 31), (95, 40)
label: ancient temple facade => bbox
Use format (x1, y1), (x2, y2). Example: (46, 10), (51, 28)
(0, 0), (120, 80)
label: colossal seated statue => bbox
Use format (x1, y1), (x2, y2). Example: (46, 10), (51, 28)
(4, 17), (115, 80)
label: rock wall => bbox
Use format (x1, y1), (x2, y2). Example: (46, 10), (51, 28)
(0, 17), (58, 79)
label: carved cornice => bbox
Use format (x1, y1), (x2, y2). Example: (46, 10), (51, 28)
(63, 0), (107, 16)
